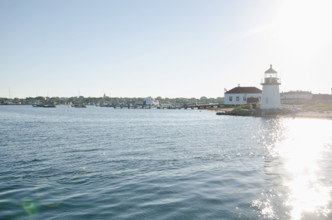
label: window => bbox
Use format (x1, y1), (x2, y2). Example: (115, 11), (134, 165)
(266, 98), (269, 104)
(236, 96), (239, 101)
(243, 97), (246, 101)
(229, 96), (232, 102)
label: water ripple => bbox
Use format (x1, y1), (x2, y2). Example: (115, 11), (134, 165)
(1, 106), (332, 219)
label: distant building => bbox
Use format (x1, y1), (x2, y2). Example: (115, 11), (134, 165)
(312, 94), (332, 103)
(224, 86), (262, 106)
(143, 97), (160, 107)
(281, 91), (312, 104)
(260, 65), (281, 109)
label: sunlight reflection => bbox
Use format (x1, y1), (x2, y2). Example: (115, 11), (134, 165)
(252, 197), (276, 219)
(276, 119), (332, 220)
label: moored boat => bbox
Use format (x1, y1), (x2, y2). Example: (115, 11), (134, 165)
(32, 101), (56, 108)
(71, 103), (86, 108)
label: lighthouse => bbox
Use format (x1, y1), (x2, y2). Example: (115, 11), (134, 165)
(260, 65), (281, 109)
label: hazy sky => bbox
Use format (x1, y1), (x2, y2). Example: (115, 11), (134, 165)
(1, 0), (332, 98)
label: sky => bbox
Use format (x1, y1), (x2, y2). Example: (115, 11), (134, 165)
(1, 0), (332, 98)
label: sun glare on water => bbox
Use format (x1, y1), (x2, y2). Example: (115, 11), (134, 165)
(275, 119), (332, 219)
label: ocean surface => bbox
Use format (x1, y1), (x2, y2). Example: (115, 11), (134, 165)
(1, 105), (332, 220)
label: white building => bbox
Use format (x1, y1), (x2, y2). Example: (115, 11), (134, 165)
(224, 86), (262, 106)
(260, 65), (281, 109)
(280, 91), (312, 104)
(143, 97), (159, 107)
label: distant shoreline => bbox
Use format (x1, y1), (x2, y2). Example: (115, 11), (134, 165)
(282, 111), (332, 120)
(2, 103), (332, 120)
(212, 107), (332, 120)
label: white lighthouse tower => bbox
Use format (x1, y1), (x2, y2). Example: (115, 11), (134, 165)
(260, 65), (281, 109)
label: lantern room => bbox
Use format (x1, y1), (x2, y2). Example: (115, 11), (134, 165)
(261, 64), (281, 85)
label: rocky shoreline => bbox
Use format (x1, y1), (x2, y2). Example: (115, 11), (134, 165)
(214, 107), (332, 120)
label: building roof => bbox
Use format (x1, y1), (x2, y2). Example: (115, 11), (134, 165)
(265, 64), (277, 74)
(225, 86), (262, 94)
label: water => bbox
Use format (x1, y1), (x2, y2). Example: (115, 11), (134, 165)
(1, 105), (332, 220)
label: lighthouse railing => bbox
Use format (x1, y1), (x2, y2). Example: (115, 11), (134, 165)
(261, 78), (281, 85)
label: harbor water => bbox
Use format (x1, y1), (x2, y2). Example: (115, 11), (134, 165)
(1, 105), (332, 220)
